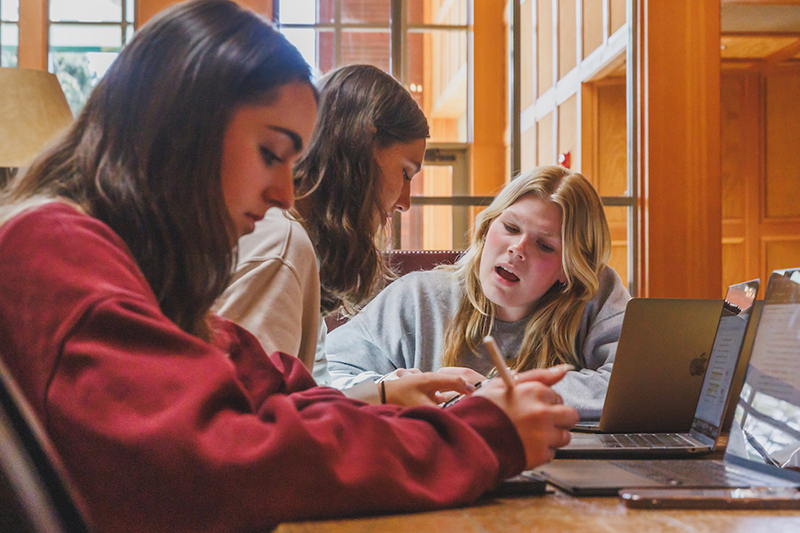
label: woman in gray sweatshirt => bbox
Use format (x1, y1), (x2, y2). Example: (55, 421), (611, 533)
(327, 165), (631, 420)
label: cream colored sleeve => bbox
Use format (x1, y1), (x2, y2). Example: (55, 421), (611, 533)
(215, 213), (321, 373)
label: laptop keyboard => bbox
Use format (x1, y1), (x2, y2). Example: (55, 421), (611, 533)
(599, 433), (697, 449)
(610, 459), (772, 486)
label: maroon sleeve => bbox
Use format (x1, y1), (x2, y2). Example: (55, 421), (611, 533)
(0, 203), (526, 533)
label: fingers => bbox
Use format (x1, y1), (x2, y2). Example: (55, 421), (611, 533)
(524, 407), (578, 469)
(383, 372), (478, 408)
(417, 374), (475, 395)
(389, 367), (422, 378)
(436, 366), (486, 384)
(550, 404), (580, 430)
(514, 364), (574, 387)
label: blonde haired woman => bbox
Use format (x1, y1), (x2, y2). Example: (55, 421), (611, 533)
(327, 165), (631, 419)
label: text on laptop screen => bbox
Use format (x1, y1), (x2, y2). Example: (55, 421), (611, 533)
(729, 270), (800, 471)
(691, 279), (760, 442)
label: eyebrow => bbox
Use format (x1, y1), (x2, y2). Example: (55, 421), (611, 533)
(407, 158), (422, 175)
(504, 210), (559, 238)
(268, 126), (304, 153)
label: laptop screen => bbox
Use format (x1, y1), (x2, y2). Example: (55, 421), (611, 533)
(689, 279), (760, 444)
(726, 269), (800, 475)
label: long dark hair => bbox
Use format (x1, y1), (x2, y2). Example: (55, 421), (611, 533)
(294, 64), (429, 316)
(5, 0), (312, 340)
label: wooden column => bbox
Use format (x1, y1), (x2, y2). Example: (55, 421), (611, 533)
(471, 0), (508, 194)
(17, 0), (48, 70)
(635, 0), (721, 298)
(137, 0), (272, 27)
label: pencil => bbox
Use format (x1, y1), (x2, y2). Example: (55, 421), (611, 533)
(483, 335), (515, 389)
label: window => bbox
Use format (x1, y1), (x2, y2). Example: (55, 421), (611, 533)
(48, 0), (135, 115)
(273, 0), (478, 250)
(0, 0), (18, 67)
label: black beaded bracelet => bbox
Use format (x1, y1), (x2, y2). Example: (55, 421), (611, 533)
(379, 380), (386, 404)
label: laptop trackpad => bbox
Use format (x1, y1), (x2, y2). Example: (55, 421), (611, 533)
(535, 460), (665, 492)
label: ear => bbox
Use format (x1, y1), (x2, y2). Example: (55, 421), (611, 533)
(558, 267), (567, 284)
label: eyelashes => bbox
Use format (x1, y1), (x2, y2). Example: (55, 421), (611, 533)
(259, 146), (283, 166)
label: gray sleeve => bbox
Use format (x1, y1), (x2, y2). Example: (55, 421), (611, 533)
(552, 266), (631, 419)
(327, 270), (460, 390)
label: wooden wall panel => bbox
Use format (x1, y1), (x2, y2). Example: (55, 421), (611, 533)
(521, 0), (535, 110)
(605, 205), (629, 288)
(723, 240), (747, 295)
(720, 73), (755, 296)
(721, 76), (746, 221)
(538, 0), (553, 96)
(538, 112), (554, 166)
(558, 94), (577, 162)
(597, 80), (627, 197)
(521, 126), (536, 172)
(765, 239), (800, 275)
(610, 0), (626, 35)
(559, 0), (577, 78)
(765, 74), (800, 219)
(721, 70), (800, 298)
(583, 0), (604, 59)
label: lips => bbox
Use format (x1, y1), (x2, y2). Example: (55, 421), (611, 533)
(496, 265), (519, 282)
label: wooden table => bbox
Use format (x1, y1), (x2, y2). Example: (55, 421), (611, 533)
(276, 486), (800, 532)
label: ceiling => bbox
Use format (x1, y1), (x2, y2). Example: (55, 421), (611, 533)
(721, 2), (800, 63)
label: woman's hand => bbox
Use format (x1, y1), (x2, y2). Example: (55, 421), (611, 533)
(473, 364), (579, 469)
(436, 366), (486, 384)
(382, 372), (476, 408)
(434, 366), (486, 402)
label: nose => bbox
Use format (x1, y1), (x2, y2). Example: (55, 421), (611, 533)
(265, 163), (294, 210)
(508, 235), (527, 259)
(394, 179), (411, 213)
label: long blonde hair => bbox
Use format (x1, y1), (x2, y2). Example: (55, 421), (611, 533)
(440, 165), (611, 371)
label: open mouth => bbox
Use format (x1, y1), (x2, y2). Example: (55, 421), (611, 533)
(496, 265), (519, 282)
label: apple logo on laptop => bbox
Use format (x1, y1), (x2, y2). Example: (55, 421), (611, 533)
(690, 352), (708, 376)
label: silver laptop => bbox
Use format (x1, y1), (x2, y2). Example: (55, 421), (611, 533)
(535, 269), (800, 495)
(574, 297), (724, 435)
(559, 279), (760, 458)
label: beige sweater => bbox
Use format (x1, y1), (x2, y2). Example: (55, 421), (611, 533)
(214, 208), (322, 378)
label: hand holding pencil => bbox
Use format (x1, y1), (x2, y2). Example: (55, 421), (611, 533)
(472, 342), (579, 469)
(483, 335), (517, 389)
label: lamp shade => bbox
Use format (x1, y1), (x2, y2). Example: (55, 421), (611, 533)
(0, 68), (74, 168)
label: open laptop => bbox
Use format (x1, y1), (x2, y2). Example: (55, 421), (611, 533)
(574, 297), (724, 434)
(535, 269), (800, 495)
(559, 279), (760, 458)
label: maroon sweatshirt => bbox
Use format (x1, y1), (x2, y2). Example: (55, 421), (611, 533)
(0, 201), (525, 533)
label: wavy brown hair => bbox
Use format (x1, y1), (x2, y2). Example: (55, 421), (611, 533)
(294, 64), (429, 316)
(440, 166), (612, 372)
(2, 0), (312, 340)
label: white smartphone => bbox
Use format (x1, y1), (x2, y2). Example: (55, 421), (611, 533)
(620, 487), (800, 510)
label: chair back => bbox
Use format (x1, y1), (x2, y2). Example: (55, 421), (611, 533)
(0, 358), (94, 533)
(385, 249), (462, 275)
(325, 250), (462, 332)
